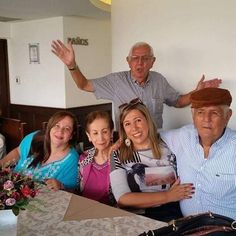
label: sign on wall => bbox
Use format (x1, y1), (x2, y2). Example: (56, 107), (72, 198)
(67, 37), (88, 46)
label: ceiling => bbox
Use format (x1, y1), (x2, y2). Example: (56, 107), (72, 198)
(0, 0), (110, 22)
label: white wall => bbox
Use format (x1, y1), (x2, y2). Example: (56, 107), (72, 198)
(112, 0), (236, 129)
(8, 17), (65, 107)
(63, 17), (111, 107)
(5, 16), (111, 108)
(0, 22), (10, 38)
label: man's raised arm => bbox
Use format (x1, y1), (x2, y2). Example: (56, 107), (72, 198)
(51, 40), (93, 92)
(175, 75), (222, 108)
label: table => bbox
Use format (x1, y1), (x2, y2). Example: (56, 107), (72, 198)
(17, 189), (167, 236)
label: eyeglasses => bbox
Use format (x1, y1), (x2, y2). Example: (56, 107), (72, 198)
(128, 55), (153, 63)
(119, 98), (144, 112)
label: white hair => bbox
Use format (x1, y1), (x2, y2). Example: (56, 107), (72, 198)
(192, 105), (231, 118)
(127, 42), (154, 58)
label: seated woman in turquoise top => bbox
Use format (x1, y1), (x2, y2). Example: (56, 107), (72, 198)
(0, 111), (79, 190)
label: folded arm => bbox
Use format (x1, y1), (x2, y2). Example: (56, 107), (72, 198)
(111, 168), (194, 209)
(118, 178), (194, 208)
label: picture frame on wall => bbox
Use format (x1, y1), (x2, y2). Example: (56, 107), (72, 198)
(29, 43), (40, 64)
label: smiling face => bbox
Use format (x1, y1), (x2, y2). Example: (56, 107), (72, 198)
(50, 116), (73, 148)
(127, 45), (155, 85)
(86, 118), (112, 152)
(123, 109), (150, 150)
(192, 105), (232, 145)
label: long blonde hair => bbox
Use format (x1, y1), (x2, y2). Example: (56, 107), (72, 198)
(119, 99), (161, 163)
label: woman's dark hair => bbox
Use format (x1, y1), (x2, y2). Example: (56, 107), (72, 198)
(29, 111), (78, 167)
(85, 110), (114, 133)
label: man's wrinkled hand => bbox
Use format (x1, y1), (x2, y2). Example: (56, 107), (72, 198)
(196, 74), (222, 90)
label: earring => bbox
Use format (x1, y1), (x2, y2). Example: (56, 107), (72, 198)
(125, 138), (131, 147)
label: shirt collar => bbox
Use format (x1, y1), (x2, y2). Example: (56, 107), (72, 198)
(194, 126), (228, 146)
(129, 71), (150, 87)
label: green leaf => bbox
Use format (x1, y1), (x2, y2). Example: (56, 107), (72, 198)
(12, 206), (20, 216)
(15, 198), (29, 207)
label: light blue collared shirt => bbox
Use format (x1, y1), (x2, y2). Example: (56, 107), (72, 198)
(161, 124), (236, 219)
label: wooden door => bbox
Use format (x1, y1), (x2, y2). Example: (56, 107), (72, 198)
(0, 39), (10, 116)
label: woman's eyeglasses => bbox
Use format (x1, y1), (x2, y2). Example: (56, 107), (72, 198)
(119, 98), (144, 111)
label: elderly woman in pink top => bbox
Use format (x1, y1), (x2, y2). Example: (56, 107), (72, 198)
(78, 111), (115, 205)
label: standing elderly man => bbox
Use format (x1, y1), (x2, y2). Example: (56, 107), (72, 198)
(51, 40), (221, 128)
(161, 87), (236, 219)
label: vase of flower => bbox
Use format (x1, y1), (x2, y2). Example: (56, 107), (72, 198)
(0, 166), (41, 236)
(0, 166), (40, 213)
(0, 209), (18, 236)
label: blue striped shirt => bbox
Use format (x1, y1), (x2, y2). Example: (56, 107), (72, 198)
(161, 124), (236, 219)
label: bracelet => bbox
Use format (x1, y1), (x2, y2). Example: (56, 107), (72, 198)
(68, 64), (78, 71)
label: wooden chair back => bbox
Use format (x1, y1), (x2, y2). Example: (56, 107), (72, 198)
(0, 117), (27, 152)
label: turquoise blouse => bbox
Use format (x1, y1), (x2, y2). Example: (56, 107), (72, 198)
(14, 131), (78, 189)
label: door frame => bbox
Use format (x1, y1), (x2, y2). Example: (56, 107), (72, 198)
(0, 39), (10, 116)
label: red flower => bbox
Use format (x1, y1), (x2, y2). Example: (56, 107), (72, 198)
(11, 191), (21, 201)
(30, 190), (37, 198)
(21, 185), (32, 197)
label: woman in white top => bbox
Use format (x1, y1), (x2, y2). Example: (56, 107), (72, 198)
(110, 98), (194, 222)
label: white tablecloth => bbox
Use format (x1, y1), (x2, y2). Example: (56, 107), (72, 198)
(17, 189), (167, 236)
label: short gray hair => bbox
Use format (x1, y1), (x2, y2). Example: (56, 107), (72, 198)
(127, 42), (154, 58)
